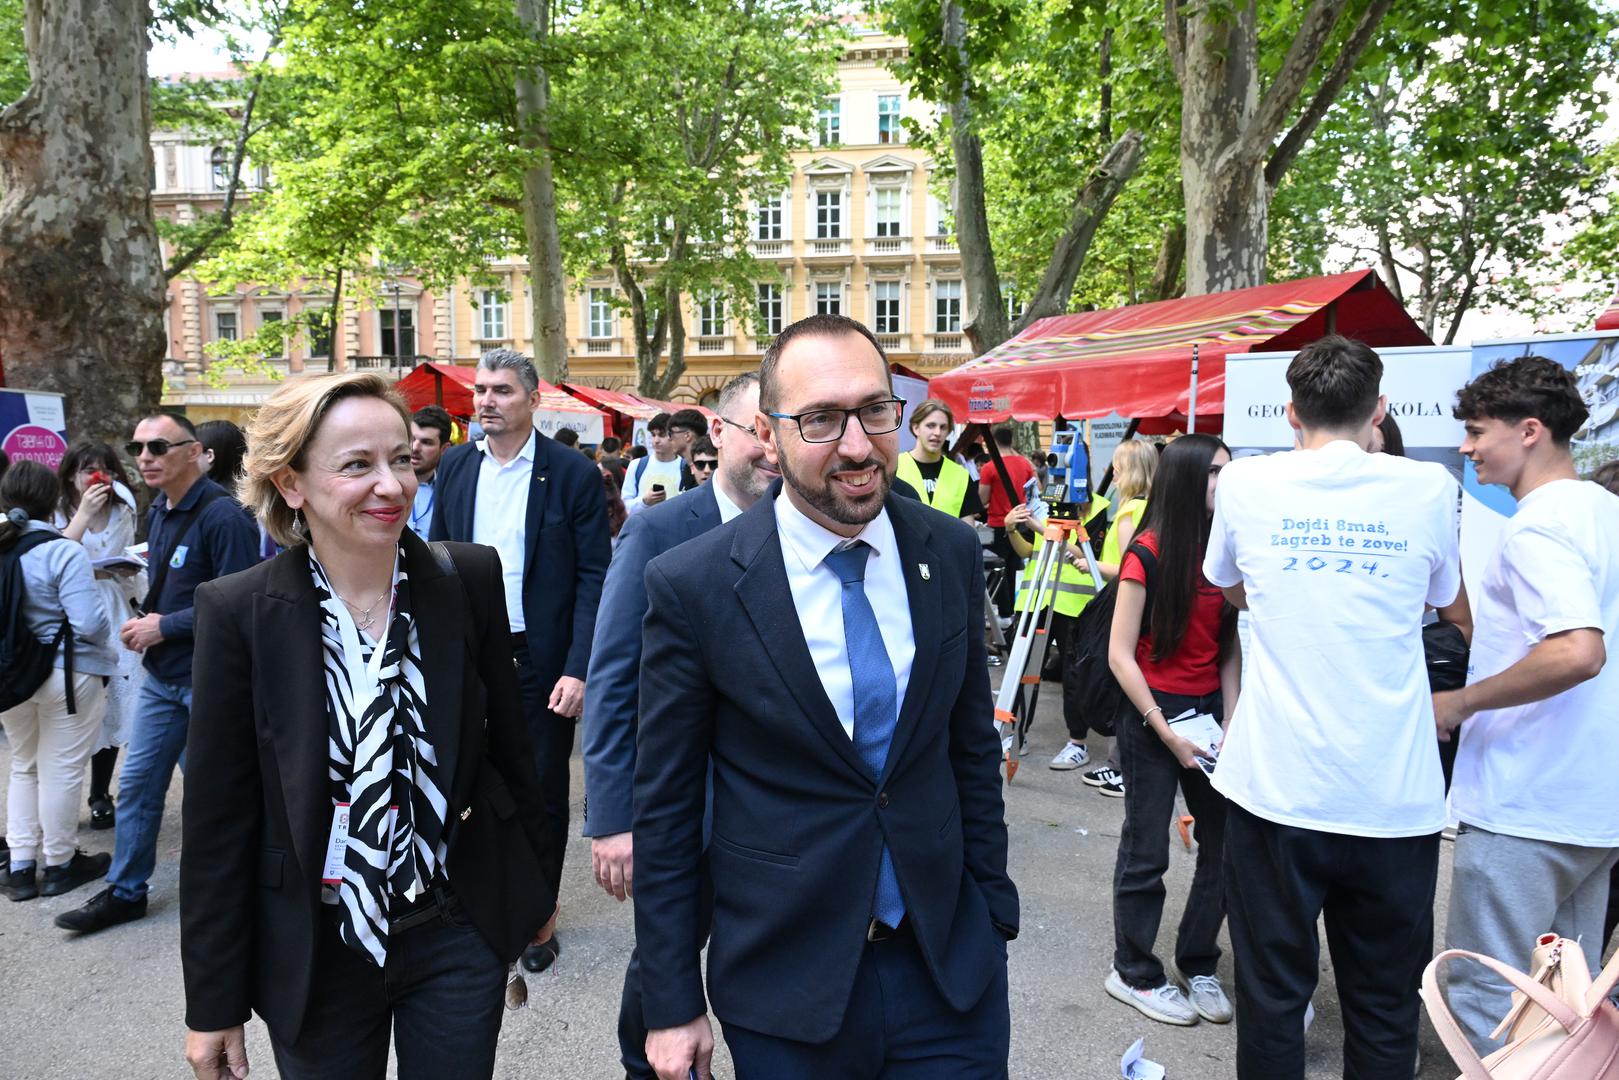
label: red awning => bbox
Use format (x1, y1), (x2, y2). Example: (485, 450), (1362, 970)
(563, 383), (664, 421)
(1597, 291), (1619, 331)
(929, 269), (1429, 424)
(395, 362), (608, 427)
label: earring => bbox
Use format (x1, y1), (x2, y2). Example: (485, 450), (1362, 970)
(292, 507), (307, 540)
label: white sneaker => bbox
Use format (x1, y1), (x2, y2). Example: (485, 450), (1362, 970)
(1105, 968), (1197, 1026)
(1050, 743), (1090, 770)
(1169, 962), (1233, 1023)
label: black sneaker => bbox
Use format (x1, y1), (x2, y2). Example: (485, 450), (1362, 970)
(88, 796), (115, 831)
(41, 851), (112, 898)
(3, 864), (38, 902)
(54, 886), (147, 933)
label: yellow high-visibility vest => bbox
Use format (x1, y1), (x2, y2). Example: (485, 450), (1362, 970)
(896, 452), (971, 518)
(1014, 494), (1110, 616)
(1101, 497), (1148, 568)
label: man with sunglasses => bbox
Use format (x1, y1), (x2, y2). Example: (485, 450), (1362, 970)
(688, 440), (719, 484)
(633, 315), (1017, 1080)
(58, 412), (259, 935)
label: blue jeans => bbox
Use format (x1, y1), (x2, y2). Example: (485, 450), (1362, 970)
(107, 677), (192, 900)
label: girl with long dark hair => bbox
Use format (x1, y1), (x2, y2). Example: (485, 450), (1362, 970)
(1104, 433), (1239, 1028)
(56, 442), (146, 830)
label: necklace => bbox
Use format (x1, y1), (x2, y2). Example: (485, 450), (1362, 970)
(336, 585), (392, 632)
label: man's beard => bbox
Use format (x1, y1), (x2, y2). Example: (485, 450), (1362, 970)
(776, 448), (891, 527)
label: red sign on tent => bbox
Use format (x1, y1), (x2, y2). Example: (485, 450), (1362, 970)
(929, 269), (1429, 425)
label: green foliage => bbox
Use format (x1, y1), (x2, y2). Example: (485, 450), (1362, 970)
(1566, 139), (1619, 286)
(0, 0), (28, 105)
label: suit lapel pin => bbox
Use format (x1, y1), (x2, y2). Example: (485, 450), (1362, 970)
(919, 563), (931, 581)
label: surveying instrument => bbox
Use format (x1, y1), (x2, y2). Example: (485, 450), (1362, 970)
(994, 426), (1101, 782)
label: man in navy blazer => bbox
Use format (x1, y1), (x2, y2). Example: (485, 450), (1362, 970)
(430, 348), (609, 969)
(582, 370), (779, 1079)
(633, 315), (1018, 1080)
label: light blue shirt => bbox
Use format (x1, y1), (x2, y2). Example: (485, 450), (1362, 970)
(407, 475), (436, 539)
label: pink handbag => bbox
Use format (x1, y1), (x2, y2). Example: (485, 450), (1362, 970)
(1422, 934), (1619, 1078)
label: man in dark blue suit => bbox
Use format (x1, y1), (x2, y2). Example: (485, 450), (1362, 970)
(633, 315), (1018, 1080)
(581, 370), (778, 1079)
(430, 348), (609, 970)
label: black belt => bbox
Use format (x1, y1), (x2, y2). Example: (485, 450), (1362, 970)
(322, 883), (458, 936)
(510, 631), (527, 651)
(866, 917), (912, 943)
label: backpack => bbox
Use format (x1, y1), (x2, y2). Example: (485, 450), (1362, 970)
(0, 531), (74, 713)
(1062, 541), (1156, 737)
(631, 454), (693, 496)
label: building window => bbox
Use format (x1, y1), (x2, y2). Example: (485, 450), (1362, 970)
(380, 306), (416, 357)
(308, 309), (334, 359)
(698, 293), (726, 337)
(877, 95), (902, 144)
(815, 281), (842, 316)
(587, 288), (614, 338)
(479, 290), (508, 340)
(756, 195), (783, 241)
(816, 98), (841, 147)
(874, 188), (902, 238)
(934, 280), (962, 333)
(756, 283), (783, 336)
(259, 309), (284, 357)
(874, 281), (901, 334)
(213, 310), (237, 342)
(815, 190), (842, 239)
(210, 147), (230, 191)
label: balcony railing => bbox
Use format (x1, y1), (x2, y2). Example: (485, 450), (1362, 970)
(693, 335), (730, 353)
(750, 239), (788, 257)
(866, 237), (910, 256)
(752, 336), (777, 352)
(875, 333), (905, 352)
(926, 235), (959, 253)
(926, 333), (966, 353)
(348, 354), (429, 375)
(807, 237), (851, 257)
(584, 337), (619, 355)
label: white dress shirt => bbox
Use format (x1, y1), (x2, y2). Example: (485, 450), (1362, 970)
(711, 475), (745, 524)
(473, 430), (536, 632)
(774, 491), (915, 740)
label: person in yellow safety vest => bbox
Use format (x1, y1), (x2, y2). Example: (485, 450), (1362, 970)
(895, 399), (985, 520)
(1051, 437), (1159, 789)
(1006, 494), (1111, 618)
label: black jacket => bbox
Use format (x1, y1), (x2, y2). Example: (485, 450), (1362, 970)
(180, 532), (553, 1042)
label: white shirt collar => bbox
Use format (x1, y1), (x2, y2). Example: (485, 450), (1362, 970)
(475, 428), (537, 466)
(774, 487), (897, 576)
(711, 476), (745, 523)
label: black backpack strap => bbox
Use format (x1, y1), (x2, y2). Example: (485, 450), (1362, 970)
(5, 531), (78, 712)
(143, 486), (224, 613)
(428, 540), (458, 578)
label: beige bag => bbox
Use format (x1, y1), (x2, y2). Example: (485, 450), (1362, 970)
(1421, 934), (1619, 1079)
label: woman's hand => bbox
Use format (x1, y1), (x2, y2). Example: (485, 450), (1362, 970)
(185, 1026), (249, 1080)
(1004, 503), (1033, 529)
(72, 482), (112, 526)
(1158, 730), (1204, 771)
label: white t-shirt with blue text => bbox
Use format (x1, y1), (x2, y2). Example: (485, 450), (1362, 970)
(1202, 440), (1462, 837)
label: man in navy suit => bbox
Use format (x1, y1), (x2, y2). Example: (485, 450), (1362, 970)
(633, 314), (1018, 1080)
(430, 348), (609, 971)
(582, 370), (778, 1079)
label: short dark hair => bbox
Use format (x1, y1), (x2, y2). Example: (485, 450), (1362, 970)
(553, 426), (579, 447)
(196, 419), (248, 485)
(692, 436), (717, 459)
(1286, 335), (1383, 430)
(1376, 413), (1405, 457)
(0, 460), (60, 549)
(1589, 459), (1619, 496)
(717, 370), (761, 417)
(1453, 354), (1589, 444)
(600, 436), (623, 454)
(993, 426), (1015, 449)
(411, 405), (453, 444)
(628, 444), (648, 459)
(759, 314), (888, 411)
(144, 410), (197, 438)
(648, 412), (671, 435)
(668, 409), (707, 437)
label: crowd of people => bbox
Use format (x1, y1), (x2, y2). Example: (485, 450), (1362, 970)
(0, 313), (1615, 1080)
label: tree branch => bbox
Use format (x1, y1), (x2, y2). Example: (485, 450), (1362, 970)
(1265, 0), (1393, 190)
(1018, 129), (1145, 327)
(1163, 0), (1186, 87)
(1243, 0), (1350, 163)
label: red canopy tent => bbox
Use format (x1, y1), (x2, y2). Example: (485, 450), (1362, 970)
(929, 269), (1429, 431)
(394, 362), (610, 440)
(1597, 290), (1619, 331)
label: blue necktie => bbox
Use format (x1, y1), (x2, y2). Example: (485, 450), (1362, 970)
(823, 540), (906, 929)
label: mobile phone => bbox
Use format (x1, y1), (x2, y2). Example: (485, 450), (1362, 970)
(651, 483), (665, 494)
(88, 470), (110, 488)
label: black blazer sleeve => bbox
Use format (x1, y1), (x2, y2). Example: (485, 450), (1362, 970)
(180, 579), (264, 1031)
(949, 533), (1019, 937)
(562, 456), (610, 682)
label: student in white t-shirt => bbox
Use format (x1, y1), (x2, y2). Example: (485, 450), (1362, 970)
(622, 413), (691, 516)
(1202, 335), (1468, 1079)
(1436, 354), (1619, 1054)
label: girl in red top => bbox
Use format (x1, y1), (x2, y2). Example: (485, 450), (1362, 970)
(1104, 433), (1240, 1028)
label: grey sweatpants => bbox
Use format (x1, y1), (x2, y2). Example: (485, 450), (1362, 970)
(1444, 823), (1619, 1054)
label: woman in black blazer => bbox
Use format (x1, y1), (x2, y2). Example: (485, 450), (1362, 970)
(180, 372), (554, 1080)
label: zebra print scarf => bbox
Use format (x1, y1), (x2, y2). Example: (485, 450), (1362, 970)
(310, 547), (449, 966)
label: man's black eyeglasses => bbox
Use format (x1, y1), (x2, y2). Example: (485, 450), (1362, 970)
(125, 438), (196, 457)
(765, 399), (906, 444)
(719, 417), (756, 438)
(692, 458), (719, 471)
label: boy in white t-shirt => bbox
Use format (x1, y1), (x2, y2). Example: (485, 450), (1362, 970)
(1437, 355), (1619, 1053)
(623, 413), (692, 516)
(1202, 336), (1468, 1079)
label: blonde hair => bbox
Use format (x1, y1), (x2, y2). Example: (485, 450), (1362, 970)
(242, 372), (412, 546)
(1111, 439), (1158, 501)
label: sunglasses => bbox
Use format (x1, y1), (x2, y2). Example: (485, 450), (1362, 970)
(125, 438), (196, 457)
(692, 458), (718, 471)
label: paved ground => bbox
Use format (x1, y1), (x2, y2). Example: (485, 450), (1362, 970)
(1, 673), (1460, 1080)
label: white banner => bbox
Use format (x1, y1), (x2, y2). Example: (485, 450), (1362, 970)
(534, 410), (604, 444)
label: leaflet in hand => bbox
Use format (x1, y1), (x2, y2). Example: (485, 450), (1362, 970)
(1167, 709), (1223, 768)
(93, 545), (149, 573)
